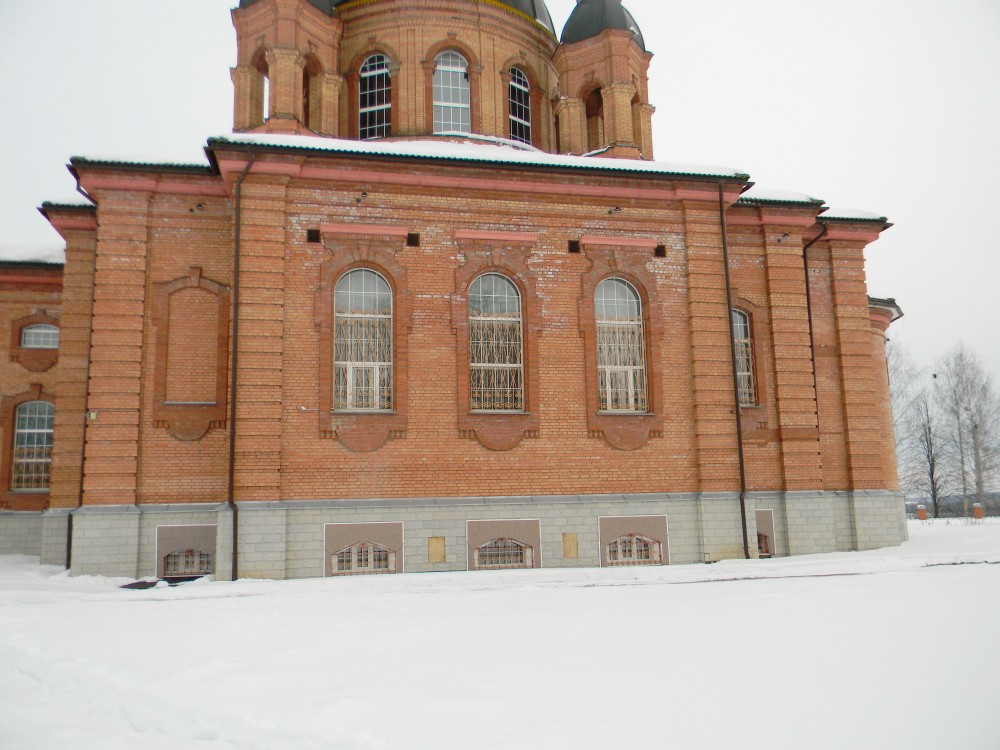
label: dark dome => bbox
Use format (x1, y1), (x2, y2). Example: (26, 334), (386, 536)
(239, 0), (556, 35)
(560, 0), (645, 51)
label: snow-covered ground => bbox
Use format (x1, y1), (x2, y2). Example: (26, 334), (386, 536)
(2, 520), (998, 750)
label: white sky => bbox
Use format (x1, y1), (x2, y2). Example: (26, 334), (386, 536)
(0, 0), (998, 380)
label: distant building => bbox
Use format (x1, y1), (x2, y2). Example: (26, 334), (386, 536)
(0, 0), (905, 579)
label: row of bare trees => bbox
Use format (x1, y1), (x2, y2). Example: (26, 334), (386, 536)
(889, 343), (999, 517)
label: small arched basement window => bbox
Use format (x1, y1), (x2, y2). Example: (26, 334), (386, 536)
(606, 534), (662, 566)
(474, 538), (533, 570)
(163, 549), (213, 578)
(333, 541), (397, 575)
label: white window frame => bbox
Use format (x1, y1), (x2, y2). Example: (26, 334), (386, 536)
(359, 54), (391, 140)
(732, 308), (757, 406)
(468, 273), (524, 412)
(20, 324), (59, 349)
(433, 51), (471, 133)
(595, 278), (648, 413)
(332, 541), (397, 575)
(11, 400), (54, 492)
(508, 67), (531, 144)
(334, 269), (393, 412)
(474, 538), (533, 570)
(163, 549), (213, 578)
(606, 533), (662, 566)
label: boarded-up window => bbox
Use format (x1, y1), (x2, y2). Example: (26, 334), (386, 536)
(166, 287), (218, 404)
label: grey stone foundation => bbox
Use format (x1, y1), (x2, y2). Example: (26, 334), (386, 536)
(0, 490), (907, 579)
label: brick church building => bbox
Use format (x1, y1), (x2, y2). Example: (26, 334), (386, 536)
(0, 0), (905, 579)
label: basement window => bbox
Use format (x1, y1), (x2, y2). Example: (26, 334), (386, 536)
(163, 549), (213, 578)
(333, 541), (397, 575)
(606, 534), (662, 566)
(473, 538), (533, 570)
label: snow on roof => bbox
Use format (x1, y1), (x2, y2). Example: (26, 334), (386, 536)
(739, 187), (824, 205)
(211, 133), (750, 179)
(0, 244), (66, 264)
(822, 207), (888, 222)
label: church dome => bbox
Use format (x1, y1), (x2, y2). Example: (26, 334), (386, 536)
(560, 0), (645, 51)
(238, 0), (556, 35)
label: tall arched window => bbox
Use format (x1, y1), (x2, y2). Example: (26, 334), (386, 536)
(11, 401), (54, 491)
(334, 269), (393, 411)
(469, 273), (523, 411)
(595, 278), (647, 412)
(20, 324), (59, 349)
(433, 51), (471, 133)
(508, 67), (531, 144)
(732, 309), (757, 405)
(359, 54), (391, 140)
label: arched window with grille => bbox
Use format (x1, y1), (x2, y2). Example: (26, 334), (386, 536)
(334, 269), (393, 411)
(469, 273), (523, 411)
(20, 324), (59, 349)
(606, 533), (662, 566)
(333, 541), (397, 575)
(508, 67), (531, 144)
(433, 51), (471, 133)
(163, 549), (213, 578)
(732, 308), (757, 406)
(474, 538), (533, 569)
(594, 278), (647, 412)
(10, 400), (54, 491)
(359, 54), (391, 139)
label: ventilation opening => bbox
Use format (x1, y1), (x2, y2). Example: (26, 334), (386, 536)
(654, 244), (666, 258)
(307, 228), (321, 243)
(568, 240), (581, 254)
(406, 232), (420, 247)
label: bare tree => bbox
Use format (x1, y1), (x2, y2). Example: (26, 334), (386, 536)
(906, 388), (951, 517)
(886, 341), (920, 484)
(933, 344), (1000, 514)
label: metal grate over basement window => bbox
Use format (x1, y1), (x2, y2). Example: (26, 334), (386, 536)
(163, 549), (213, 578)
(333, 541), (397, 575)
(606, 534), (662, 566)
(474, 538), (533, 570)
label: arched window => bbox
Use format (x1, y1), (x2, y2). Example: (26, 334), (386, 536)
(20, 324), (59, 349)
(606, 534), (662, 566)
(163, 549), (213, 578)
(469, 273), (523, 411)
(359, 54), (391, 140)
(333, 541), (397, 575)
(474, 538), (533, 569)
(732, 309), (757, 406)
(584, 87), (604, 151)
(334, 269), (393, 411)
(433, 51), (471, 133)
(11, 400), (54, 491)
(595, 278), (647, 412)
(508, 67), (531, 144)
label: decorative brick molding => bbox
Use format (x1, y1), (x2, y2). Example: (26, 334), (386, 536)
(9, 312), (60, 372)
(452, 234), (540, 451)
(0, 384), (54, 511)
(152, 267), (230, 441)
(315, 227), (411, 452)
(578, 241), (664, 450)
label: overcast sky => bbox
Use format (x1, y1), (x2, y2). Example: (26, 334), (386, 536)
(1, 0), (997, 381)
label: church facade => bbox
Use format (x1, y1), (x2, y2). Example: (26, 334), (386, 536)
(0, 0), (905, 580)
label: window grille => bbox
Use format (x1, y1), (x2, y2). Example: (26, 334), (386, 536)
(334, 269), (393, 411)
(11, 400), (53, 491)
(332, 541), (396, 575)
(595, 278), (647, 412)
(606, 534), (662, 566)
(359, 54), (391, 140)
(732, 309), (757, 405)
(163, 549), (213, 577)
(433, 51), (471, 133)
(474, 538), (533, 569)
(469, 273), (524, 411)
(508, 67), (531, 144)
(20, 324), (59, 349)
